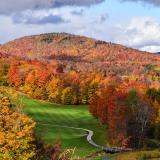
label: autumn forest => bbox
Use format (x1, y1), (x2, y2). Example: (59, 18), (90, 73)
(0, 33), (160, 160)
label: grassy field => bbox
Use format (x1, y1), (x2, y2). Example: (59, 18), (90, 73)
(21, 96), (107, 157)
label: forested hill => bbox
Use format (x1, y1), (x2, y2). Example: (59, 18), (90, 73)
(0, 33), (160, 74)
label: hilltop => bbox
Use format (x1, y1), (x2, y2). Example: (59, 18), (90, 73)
(0, 32), (159, 74)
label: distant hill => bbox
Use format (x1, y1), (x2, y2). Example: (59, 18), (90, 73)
(0, 32), (159, 74)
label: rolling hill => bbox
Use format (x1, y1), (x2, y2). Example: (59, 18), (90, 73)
(0, 32), (159, 75)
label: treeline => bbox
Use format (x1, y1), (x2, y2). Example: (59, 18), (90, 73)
(3, 64), (103, 105)
(89, 80), (160, 148)
(1, 63), (160, 106)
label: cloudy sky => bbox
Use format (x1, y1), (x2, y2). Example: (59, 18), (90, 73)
(0, 0), (160, 52)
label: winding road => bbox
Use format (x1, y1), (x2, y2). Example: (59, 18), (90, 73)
(38, 122), (126, 159)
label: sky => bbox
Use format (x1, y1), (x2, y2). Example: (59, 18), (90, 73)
(0, 0), (160, 53)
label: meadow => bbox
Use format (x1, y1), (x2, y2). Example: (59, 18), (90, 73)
(22, 96), (107, 157)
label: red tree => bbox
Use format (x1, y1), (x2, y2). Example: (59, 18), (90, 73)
(8, 66), (22, 87)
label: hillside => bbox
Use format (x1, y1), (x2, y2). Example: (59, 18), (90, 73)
(0, 33), (160, 159)
(0, 32), (159, 75)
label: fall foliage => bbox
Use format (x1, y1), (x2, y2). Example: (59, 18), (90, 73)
(0, 91), (36, 160)
(0, 32), (159, 157)
(89, 82), (160, 148)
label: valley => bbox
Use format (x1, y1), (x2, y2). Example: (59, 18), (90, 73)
(0, 33), (159, 160)
(22, 96), (107, 157)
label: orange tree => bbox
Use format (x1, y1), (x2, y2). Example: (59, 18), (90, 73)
(89, 84), (158, 148)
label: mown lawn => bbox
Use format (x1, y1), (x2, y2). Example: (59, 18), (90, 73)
(22, 96), (107, 157)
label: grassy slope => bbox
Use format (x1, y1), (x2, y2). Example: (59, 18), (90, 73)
(22, 96), (107, 157)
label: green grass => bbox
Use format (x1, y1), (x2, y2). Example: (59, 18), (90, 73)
(22, 96), (107, 157)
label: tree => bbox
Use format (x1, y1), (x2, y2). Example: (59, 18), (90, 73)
(61, 87), (74, 105)
(47, 77), (62, 103)
(146, 88), (160, 103)
(79, 76), (91, 104)
(89, 94), (99, 117)
(89, 84), (158, 148)
(126, 90), (155, 148)
(34, 87), (43, 99)
(37, 70), (49, 87)
(88, 79), (99, 103)
(0, 92), (36, 160)
(106, 86), (127, 146)
(8, 65), (22, 87)
(0, 64), (9, 86)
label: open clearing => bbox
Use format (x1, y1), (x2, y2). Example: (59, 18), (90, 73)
(22, 96), (107, 157)
(5, 89), (160, 160)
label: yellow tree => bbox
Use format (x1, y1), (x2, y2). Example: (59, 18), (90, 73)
(61, 87), (74, 105)
(0, 92), (36, 160)
(46, 77), (62, 103)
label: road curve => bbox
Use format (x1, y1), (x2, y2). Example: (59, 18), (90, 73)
(38, 123), (103, 149)
(37, 122), (124, 155)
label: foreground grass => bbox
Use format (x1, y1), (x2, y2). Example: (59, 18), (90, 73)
(22, 96), (107, 157)
(111, 150), (160, 160)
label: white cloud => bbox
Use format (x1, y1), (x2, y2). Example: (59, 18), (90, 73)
(0, 15), (45, 43)
(1, 13), (160, 53)
(0, 7), (104, 43)
(112, 17), (160, 52)
(141, 45), (160, 53)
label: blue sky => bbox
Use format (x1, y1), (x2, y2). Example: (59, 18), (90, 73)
(0, 0), (160, 52)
